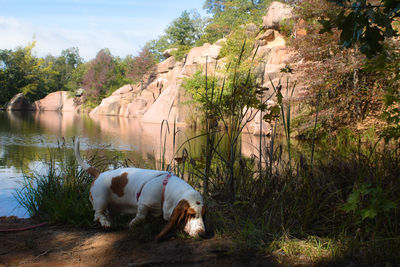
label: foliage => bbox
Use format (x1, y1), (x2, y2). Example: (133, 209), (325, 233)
(0, 42), (56, 105)
(342, 183), (396, 221)
(51, 47), (84, 92)
(147, 10), (204, 62)
(183, 70), (218, 112)
(291, 0), (398, 137)
(165, 10), (204, 46)
(170, 44), (192, 62)
(371, 40), (400, 140)
(82, 48), (131, 106)
(200, 0), (271, 43)
(146, 35), (170, 62)
(0, 43), (85, 106)
(218, 26), (257, 63)
(319, 0), (400, 58)
(125, 46), (156, 83)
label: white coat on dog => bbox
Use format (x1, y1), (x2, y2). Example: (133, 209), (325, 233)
(74, 138), (205, 240)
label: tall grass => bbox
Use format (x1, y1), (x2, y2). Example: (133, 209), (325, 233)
(176, 42), (400, 264)
(14, 138), (116, 226)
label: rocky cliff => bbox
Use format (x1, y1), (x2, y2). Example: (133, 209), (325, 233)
(88, 1), (300, 133)
(12, 1), (301, 135)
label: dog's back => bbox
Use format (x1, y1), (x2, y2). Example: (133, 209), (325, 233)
(91, 168), (168, 214)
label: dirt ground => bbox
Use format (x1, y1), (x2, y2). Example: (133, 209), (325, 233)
(0, 217), (275, 267)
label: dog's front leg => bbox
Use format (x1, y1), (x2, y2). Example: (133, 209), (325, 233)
(128, 204), (148, 229)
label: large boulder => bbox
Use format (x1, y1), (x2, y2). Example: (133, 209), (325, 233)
(33, 91), (69, 111)
(182, 42), (223, 76)
(262, 1), (293, 30)
(156, 57), (177, 74)
(62, 97), (78, 112)
(256, 29), (276, 47)
(5, 93), (34, 111)
(162, 48), (178, 58)
(112, 84), (135, 96)
(141, 65), (184, 123)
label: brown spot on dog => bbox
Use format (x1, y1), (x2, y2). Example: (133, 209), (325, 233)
(87, 167), (101, 179)
(110, 172), (128, 197)
(196, 201), (200, 205)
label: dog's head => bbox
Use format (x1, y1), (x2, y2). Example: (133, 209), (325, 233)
(156, 191), (205, 241)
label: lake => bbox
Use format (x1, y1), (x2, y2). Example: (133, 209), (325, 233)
(0, 111), (264, 218)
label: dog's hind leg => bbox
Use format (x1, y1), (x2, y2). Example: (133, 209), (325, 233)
(92, 198), (111, 228)
(128, 204), (148, 229)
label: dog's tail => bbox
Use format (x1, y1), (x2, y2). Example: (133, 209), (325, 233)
(74, 137), (100, 178)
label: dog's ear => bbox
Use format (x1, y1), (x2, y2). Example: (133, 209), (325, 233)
(155, 199), (189, 241)
(201, 205), (206, 217)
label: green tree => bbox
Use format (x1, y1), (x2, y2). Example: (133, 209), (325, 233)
(146, 35), (170, 62)
(166, 10), (203, 46)
(56, 47), (84, 91)
(0, 42), (57, 105)
(43, 47), (84, 93)
(201, 0), (271, 43)
(147, 10), (205, 62)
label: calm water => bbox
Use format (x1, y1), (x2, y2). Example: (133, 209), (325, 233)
(0, 111), (263, 218)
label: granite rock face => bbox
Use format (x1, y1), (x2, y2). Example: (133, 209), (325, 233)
(89, 41), (226, 124)
(262, 1), (293, 30)
(33, 91), (75, 112)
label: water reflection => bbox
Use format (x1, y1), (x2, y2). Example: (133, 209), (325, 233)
(0, 111), (268, 217)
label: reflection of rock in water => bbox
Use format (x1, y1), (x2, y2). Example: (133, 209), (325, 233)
(19, 111), (271, 168)
(34, 111), (80, 135)
(89, 115), (184, 163)
(241, 133), (270, 160)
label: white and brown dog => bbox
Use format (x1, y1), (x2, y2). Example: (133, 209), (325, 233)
(74, 138), (205, 241)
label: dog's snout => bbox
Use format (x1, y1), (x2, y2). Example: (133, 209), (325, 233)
(198, 229), (206, 237)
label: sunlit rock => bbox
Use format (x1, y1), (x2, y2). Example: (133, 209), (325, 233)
(262, 1), (293, 30)
(33, 91), (70, 111)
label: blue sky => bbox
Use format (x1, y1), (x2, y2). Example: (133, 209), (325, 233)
(0, 0), (206, 60)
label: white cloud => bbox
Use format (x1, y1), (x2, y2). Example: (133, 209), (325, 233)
(0, 15), (165, 60)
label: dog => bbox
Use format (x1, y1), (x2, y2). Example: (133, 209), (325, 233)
(74, 138), (205, 241)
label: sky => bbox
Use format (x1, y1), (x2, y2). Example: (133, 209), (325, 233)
(0, 0), (206, 61)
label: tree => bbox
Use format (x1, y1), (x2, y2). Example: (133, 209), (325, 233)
(146, 35), (170, 62)
(125, 46), (156, 83)
(319, 0), (400, 57)
(46, 47), (84, 92)
(165, 10), (203, 46)
(0, 42), (56, 105)
(82, 49), (130, 106)
(201, 0), (271, 43)
(147, 10), (205, 62)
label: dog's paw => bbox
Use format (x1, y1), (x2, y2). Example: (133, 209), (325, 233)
(100, 219), (111, 228)
(128, 221), (135, 229)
